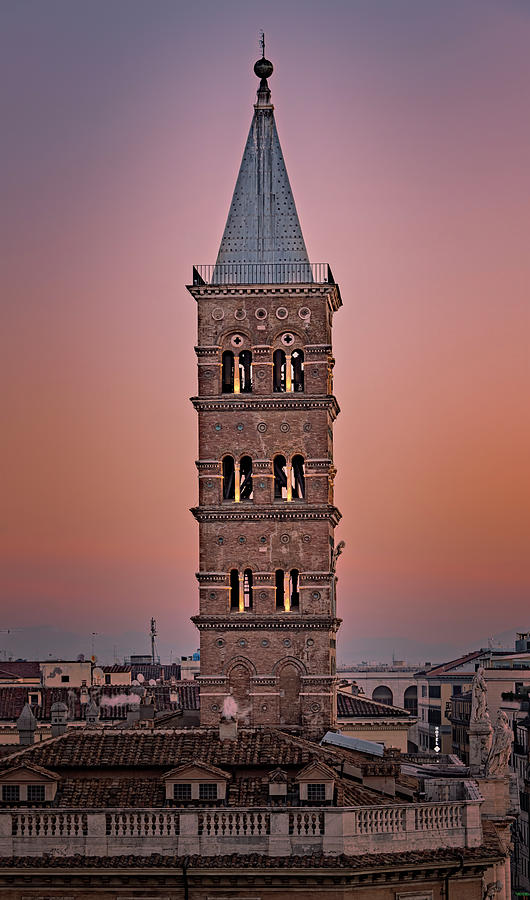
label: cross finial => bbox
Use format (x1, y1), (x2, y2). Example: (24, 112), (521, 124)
(259, 31), (265, 59)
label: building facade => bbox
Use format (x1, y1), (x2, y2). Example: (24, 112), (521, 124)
(189, 55), (342, 730)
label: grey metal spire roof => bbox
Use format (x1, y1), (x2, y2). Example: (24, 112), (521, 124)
(214, 57), (310, 277)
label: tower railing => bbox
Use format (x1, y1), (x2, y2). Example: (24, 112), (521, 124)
(192, 262), (335, 286)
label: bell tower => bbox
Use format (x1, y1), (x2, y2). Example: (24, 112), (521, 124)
(188, 51), (343, 731)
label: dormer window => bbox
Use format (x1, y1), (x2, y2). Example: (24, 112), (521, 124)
(173, 784), (192, 801)
(0, 763), (59, 804)
(162, 762), (228, 803)
(307, 783), (326, 803)
(295, 761), (336, 804)
(199, 783), (218, 801)
(2, 785), (19, 803)
(27, 784), (45, 802)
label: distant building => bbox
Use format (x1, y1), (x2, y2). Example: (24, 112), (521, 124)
(336, 691), (415, 753)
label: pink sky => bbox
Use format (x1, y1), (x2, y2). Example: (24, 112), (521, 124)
(1, 1), (529, 662)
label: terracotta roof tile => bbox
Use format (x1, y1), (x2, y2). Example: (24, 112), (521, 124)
(337, 693), (409, 718)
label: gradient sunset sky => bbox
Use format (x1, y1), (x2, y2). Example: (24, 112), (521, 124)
(2, 0), (529, 663)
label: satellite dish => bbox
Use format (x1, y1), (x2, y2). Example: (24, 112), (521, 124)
(136, 673), (145, 683)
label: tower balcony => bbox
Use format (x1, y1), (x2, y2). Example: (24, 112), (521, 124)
(192, 262), (336, 286)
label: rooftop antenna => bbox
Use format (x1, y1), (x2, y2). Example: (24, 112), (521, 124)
(150, 618), (160, 666)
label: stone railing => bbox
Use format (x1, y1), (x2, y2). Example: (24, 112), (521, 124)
(0, 799), (482, 858)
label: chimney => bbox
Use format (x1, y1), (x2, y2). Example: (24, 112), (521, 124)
(219, 715), (237, 742)
(85, 699), (100, 727)
(17, 703), (36, 746)
(51, 701), (68, 737)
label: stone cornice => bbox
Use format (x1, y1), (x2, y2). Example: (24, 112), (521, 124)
(187, 282), (342, 312)
(191, 394), (341, 419)
(192, 616), (342, 631)
(191, 504), (342, 526)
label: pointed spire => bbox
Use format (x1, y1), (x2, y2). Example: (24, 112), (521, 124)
(214, 48), (310, 282)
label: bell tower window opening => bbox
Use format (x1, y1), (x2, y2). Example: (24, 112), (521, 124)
(239, 456), (253, 500)
(273, 455), (288, 500)
(230, 569), (239, 610)
(243, 568), (253, 609)
(292, 350), (304, 392)
(239, 351), (252, 393)
(290, 569), (300, 609)
(222, 456), (235, 501)
(273, 349), (286, 392)
(222, 351), (234, 393)
(291, 455), (305, 499)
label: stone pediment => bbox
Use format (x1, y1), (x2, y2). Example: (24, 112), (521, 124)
(0, 763), (60, 783)
(162, 761), (229, 782)
(295, 760), (337, 783)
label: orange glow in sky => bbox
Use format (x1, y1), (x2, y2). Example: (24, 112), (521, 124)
(2, 1), (529, 661)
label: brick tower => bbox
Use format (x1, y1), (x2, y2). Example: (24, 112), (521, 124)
(188, 51), (342, 731)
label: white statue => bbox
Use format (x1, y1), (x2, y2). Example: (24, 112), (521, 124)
(470, 666), (490, 724)
(486, 710), (513, 776)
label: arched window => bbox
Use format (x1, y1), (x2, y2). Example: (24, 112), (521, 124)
(273, 349), (286, 392)
(239, 456), (253, 500)
(243, 569), (253, 610)
(275, 569), (285, 609)
(372, 686), (393, 706)
(290, 569), (300, 609)
(274, 455), (288, 500)
(222, 351), (234, 393)
(292, 350), (304, 392)
(404, 686), (418, 716)
(222, 456), (235, 500)
(239, 351), (252, 393)
(291, 455), (305, 499)
(230, 569), (239, 610)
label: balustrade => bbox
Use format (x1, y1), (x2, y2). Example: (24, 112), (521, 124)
(0, 800), (480, 859)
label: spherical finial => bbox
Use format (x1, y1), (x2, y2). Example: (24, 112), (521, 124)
(254, 57), (273, 80)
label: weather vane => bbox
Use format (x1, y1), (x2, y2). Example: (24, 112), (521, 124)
(259, 30), (265, 59)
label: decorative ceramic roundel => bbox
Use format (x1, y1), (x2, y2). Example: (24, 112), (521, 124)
(259, 536), (267, 544)
(311, 702), (321, 713)
(298, 307), (311, 320)
(283, 639), (292, 648)
(261, 704), (268, 712)
(306, 638), (315, 647)
(276, 306), (288, 320)
(214, 423), (222, 431)
(217, 536), (224, 545)
(280, 422), (290, 433)
(257, 422), (267, 433)
(280, 533), (290, 544)
(234, 308), (246, 320)
(261, 639), (269, 648)
(231, 333), (244, 348)
(302, 534), (311, 543)
(211, 703), (220, 712)
(236, 423), (244, 432)
(303, 422), (311, 432)
(281, 332), (295, 346)
(208, 591), (217, 600)
(257, 369), (266, 379)
(211, 308), (224, 321)
(255, 307), (268, 320)
(238, 639), (247, 648)
(238, 535), (246, 544)
(216, 639), (225, 647)
(259, 590), (267, 600)
(206, 480), (214, 488)
(312, 591), (321, 601)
